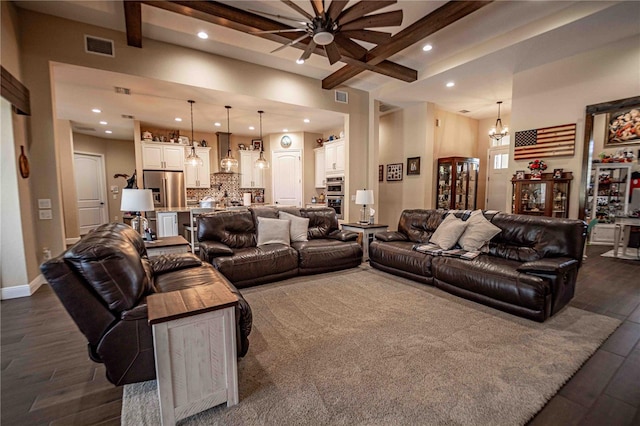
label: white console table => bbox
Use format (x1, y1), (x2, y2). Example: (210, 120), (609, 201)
(613, 216), (640, 258)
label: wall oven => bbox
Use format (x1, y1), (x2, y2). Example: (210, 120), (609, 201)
(326, 176), (344, 196)
(326, 196), (343, 220)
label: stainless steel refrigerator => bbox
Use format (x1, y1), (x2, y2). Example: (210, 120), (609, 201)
(143, 170), (186, 229)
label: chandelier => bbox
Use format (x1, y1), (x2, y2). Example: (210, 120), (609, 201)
(255, 110), (269, 170)
(489, 101), (509, 141)
(184, 100), (203, 167)
(220, 105), (238, 172)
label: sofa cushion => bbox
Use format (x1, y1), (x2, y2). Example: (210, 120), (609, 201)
(279, 211), (309, 242)
(212, 245), (298, 284)
(257, 217), (291, 246)
(429, 214), (468, 249)
(292, 239), (361, 270)
(368, 240), (435, 278)
(301, 208), (339, 239)
(198, 211), (256, 249)
(457, 210), (502, 252)
(398, 209), (447, 243)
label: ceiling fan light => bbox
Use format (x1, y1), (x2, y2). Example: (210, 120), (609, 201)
(296, 58), (305, 64)
(313, 31), (334, 46)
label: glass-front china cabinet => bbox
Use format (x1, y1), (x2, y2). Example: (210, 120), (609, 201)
(512, 172), (572, 218)
(436, 157), (479, 210)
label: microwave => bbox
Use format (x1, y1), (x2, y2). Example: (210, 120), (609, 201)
(326, 176), (344, 196)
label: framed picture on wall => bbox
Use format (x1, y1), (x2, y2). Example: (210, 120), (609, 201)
(407, 157), (420, 175)
(515, 170), (525, 180)
(378, 165), (384, 181)
(605, 107), (640, 146)
(252, 139), (263, 150)
(386, 163), (403, 181)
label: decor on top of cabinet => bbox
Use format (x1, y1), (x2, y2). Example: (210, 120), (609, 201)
(527, 159), (547, 180)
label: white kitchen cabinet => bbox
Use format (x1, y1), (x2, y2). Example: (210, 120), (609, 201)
(157, 212), (178, 237)
(324, 138), (345, 176)
(314, 147), (325, 188)
(142, 143), (184, 171)
(185, 147), (211, 188)
(239, 151), (264, 188)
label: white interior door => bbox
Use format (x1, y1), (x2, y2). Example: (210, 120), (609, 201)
(272, 150), (302, 207)
(486, 146), (510, 211)
(74, 152), (108, 234)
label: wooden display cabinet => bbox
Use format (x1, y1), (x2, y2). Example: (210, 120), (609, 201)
(436, 157), (479, 210)
(511, 172), (572, 218)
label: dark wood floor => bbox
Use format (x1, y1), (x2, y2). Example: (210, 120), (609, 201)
(2, 245), (639, 425)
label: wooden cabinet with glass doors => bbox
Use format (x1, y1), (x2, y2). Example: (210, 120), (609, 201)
(436, 157), (479, 210)
(511, 172), (572, 218)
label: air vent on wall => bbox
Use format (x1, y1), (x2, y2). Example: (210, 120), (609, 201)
(335, 90), (348, 104)
(84, 35), (114, 57)
(121, 114), (135, 119)
(114, 86), (131, 95)
(74, 126), (96, 132)
(459, 109), (470, 114)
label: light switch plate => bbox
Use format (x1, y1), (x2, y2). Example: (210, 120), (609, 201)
(39, 209), (52, 220)
(38, 198), (52, 209)
(111, 185), (119, 193)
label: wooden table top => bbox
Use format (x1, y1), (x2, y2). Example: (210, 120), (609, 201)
(144, 235), (189, 248)
(148, 285), (238, 325)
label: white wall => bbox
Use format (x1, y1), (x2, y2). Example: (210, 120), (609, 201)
(510, 34), (640, 218)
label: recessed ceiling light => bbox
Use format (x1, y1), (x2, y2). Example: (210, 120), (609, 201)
(197, 31), (208, 39)
(283, 129), (288, 132)
(249, 126), (255, 130)
(303, 118), (310, 123)
(446, 81), (455, 88)
(99, 121), (107, 125)
(422, 44), (433, 52)
(92, 108), (101, 113)
(105, 130), (112, 134)
(175, 117), (182, 122)
(214, 122), (221, 127)
(296, 59), (304, 65)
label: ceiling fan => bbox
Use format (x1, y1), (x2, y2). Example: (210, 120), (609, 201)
(250, 0), (403, 65)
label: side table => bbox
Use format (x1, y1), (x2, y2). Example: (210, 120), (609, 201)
(145, 235), (190, 256)
(148, 286), (239, 425)
(341, 223), (388, 261)
(613, 216), (640, 258)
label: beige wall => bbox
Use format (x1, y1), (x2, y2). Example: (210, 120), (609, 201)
(16, 8), (369, 257)
(510, 34), (640, 218)
(1, 1), (22, 79)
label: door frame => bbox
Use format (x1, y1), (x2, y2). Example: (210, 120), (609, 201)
(73, 151), (109, 234)
(485, 145), (510, 211)
(271, 148), (303, 207)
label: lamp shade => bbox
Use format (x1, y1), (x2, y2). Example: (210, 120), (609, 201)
(355, 189), (374, 205)
(120, 189), (154, 212)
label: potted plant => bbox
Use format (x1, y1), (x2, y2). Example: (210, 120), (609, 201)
(528, 159), (547, 180)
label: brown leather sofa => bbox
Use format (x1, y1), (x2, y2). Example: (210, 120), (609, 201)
(197, 206), (363, 287)
(369, 210), (587, 322)
(40, 222), (252, 386)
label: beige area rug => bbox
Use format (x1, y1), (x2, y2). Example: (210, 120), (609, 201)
(122, 266), (620, 425)
(601, 247), (640, 260)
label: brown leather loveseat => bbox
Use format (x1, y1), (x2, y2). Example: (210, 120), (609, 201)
(369, 209), (587, 322)
(41, 222), (252, 386)
(197, 206), (363, 287)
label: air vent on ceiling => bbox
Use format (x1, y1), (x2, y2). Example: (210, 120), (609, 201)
(74, 126), (96, 132)
(334, 90), (348, 104)
(121, 114), (135, 119)
(459, 109), (470, 114)
(379, 102), (398, 113)
(84, 35), (114, 57)
(114, 86), (131, 95)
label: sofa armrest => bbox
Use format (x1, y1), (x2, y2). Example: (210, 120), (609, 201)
(199, 241), (234, 263)
(121, 302), (148, 321)
(149, 253), (202, 276)
(517, 257), (578, 275)
(327, 230), (359, 242)
(375, 231), (408, 242)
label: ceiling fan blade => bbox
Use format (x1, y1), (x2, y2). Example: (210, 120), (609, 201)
(247, 8), (307, 24)
(252, 28), (308, 35)
(340, 29), (392, 45)
(326, 0), (349, 21)
(280, 0), (314, 21)
(270, 34), (310, 53)
(334, 33), (367, 58)
(310, 0), (325, 17)
(338, 1), (397, 26)
(324, 41), (341, 65)
(340, 10), (402, 31)
(300, 40), (317, 61)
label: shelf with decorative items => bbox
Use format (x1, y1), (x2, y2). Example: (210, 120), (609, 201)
(511, 171), (572, 218)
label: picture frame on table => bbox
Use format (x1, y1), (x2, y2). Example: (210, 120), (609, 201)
(407, 157), (420, 175)
(378, 165), (384, 182)
(252, 139), (263, 150)
(553, 168), (563, 179)
(605, 107), (640, 146)
(386, 163), (403, 181)
(515, 170), (525, 180)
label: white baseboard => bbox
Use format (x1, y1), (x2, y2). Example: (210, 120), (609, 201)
(1, 274), (47, 300)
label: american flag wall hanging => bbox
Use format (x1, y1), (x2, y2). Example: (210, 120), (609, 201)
(514, 123), (576, 160)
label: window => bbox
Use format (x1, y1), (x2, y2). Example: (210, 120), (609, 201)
(491, 134), (511, 147)
(493, 153), (509, 170)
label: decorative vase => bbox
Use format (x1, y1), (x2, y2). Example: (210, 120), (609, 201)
(530, 169), (542, 180)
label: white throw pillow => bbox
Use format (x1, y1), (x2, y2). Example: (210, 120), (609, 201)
(257, 217), (291, 246)
(429, 214), (468, 250)
(279, 211), (309, 242)
(457, 210), (502, 251)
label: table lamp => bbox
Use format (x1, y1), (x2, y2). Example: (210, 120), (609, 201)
(120, 188), (154, 236)
(355, 189), (374, 224)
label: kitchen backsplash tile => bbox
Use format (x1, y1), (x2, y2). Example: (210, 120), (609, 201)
(186, 173), (264, 204)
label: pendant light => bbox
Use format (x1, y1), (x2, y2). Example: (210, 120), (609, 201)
(220, 105), (238, 172)
(489, 101), (509, 142)
(255, 110), (269, 170)
(185, 100), (203, 167)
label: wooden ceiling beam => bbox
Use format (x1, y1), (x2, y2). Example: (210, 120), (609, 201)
(138, 1), (417, 84)
(323, 1), (493, 89)
(124, 1), (142, 48)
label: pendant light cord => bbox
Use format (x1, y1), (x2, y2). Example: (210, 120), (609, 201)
(226, 105), (232, 153)
(258, 110), (264, 152)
